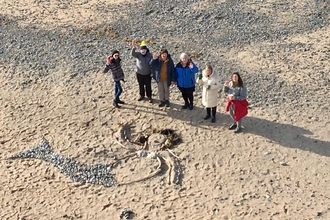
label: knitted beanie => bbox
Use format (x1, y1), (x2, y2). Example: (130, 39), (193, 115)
(112, 50), (119, 56)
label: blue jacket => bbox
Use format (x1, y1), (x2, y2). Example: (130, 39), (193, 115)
(174, 62), (199, 88)
(150, 54), (175, 87)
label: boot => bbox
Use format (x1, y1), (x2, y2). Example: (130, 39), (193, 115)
(137, 96), (144, 101)
(211, 107), (216, 123)
(229, 124), (237, 130)
(204, 108), (211, 120)
(117, 99), (125, 104)
(113, 101), (120, 108)
(182, 102), (189, 109)
(159, 101), (165, 107)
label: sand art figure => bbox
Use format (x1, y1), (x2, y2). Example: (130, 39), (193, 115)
(7, 125), (183, 187)
(8, 136), (119, 187)
(116, 122), (183, 185)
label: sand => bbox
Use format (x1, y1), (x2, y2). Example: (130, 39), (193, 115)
(1, 0), (329, 219)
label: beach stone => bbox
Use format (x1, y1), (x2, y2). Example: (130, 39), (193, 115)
(1, 1), (330, 218)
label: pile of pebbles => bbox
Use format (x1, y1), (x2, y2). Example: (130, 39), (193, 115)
(7, 136), (119, 187)
(0, 0), (328, 108)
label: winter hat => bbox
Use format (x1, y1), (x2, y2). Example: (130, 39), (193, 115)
(180, 53), (189, 60)
(139, 41), (148, 50)
(112, 50), (119, 56)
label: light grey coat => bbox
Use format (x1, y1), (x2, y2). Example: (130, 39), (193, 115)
(198, 70), (221, 108)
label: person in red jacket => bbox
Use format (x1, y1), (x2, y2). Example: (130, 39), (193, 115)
(224, 72), (248, 133)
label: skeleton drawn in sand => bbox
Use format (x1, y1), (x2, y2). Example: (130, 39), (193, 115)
(7, 122), (184, 187)
(115, 122), (183, 186)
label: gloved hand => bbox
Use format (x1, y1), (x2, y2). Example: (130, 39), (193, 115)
(207, 85), (211, 90)
(198, 72), (203, 79)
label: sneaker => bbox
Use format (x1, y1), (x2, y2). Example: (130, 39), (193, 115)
(113, 101), (121, 108)
(228, 124), (237, 130)
(182, 103), (189, 109)
(188, 104), (194, 110)
(165, 100), (170, 107)
(117, 100), (125, 104)
(204, 115), (211, 120)
(211, 117), (216, 123)
(148, 97), (153, 103)
(137, 96), (144, 101)
(234, 127), (242, 133)
(158, 101), (165, 107)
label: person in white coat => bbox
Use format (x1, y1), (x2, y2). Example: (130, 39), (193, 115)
(197, 65), (221, 123)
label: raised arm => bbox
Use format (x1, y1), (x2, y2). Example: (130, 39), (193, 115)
(189, 62), (199, 74)
(131, 48), (139, 58)
(150, 52), (159, 65)
(131, 40), (139, 58)
(103, 55), (113, 73)
(223, 81), (230, 93)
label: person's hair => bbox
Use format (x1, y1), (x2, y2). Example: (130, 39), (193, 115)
(160, 48), (168, 55)
(204, 65), (213, 73)
(180, 53), (189, 60)
(231, 72), (243, 87)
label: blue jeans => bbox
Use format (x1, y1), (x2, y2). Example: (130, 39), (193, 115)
(114, 81), (122, 102)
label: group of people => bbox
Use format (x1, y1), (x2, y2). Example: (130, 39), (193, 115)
(103, 41), (248, 133)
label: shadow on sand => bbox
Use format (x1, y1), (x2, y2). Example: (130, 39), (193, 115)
(242, 116), (330, 157)
(108, 99), (330, 157)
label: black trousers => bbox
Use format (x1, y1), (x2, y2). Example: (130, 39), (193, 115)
(206, 107), (217, 118)
(179, 86), (195, 105)
(136, 73), (152, 98)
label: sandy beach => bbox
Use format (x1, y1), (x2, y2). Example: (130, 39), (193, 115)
(1, 0), (329, 219)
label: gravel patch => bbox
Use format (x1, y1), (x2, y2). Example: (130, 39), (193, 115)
(0, 0), (329, 108)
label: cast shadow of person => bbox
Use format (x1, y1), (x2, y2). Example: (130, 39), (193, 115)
(164, 102), (226, 129)
(242, 116), (330, 157)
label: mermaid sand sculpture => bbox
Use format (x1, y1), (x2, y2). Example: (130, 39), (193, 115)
(7, 123), (183, 187)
